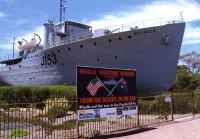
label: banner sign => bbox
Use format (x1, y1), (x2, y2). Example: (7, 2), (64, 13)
(77, 66), (137, 120)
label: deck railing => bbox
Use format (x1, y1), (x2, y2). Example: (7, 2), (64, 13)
(55, 15), (183, 47)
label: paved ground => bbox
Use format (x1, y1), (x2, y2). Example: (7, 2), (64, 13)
(98, 116), (200, 139)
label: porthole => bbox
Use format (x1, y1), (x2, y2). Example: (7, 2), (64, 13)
(58, 49), (60, 53)
(94, 42), (97, 45)
(62, 63), (64, 66)
(109, 39), (112, 42)
(128, 35), (131, 39)
(114, 56), (117, 59)
(97, 58), (99, 61)
(118, 37), (122, 40)
(68, 48), (71, 51)
(80, 45), (83, 48)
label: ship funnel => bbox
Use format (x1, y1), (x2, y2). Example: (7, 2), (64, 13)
(44, 20), (54, 48)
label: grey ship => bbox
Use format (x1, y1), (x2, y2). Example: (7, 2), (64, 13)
(0, 1), (185, 92)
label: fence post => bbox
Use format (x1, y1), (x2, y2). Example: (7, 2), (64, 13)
(192, 90), (195, 117)
(170, 91), (174, 121)
(76, 100), (79, 138)
(137, 93), (140, 127)
(165, 102), (168, 120)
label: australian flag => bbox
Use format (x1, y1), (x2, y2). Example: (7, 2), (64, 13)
(87, 77), (103, 96)
(118, 78), (129, 94)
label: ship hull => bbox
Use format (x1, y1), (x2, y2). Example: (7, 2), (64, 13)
(0, 23), (185, 92)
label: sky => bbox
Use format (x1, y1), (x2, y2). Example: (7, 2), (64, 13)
(0, 0), (200, 57)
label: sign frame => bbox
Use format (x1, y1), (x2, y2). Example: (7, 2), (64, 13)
(76, 66), (137, 120)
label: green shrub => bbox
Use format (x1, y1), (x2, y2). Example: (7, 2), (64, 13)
(32, 85), (76, 103)
(0, 86), (14, 104)
(194, 92), (200, 113)
(31, 86), (51, 109)
(173, 93), (193, 114)
(37, 98), (69, 118)
(91, 130), (101, 138)
(139, 95), (171, 115)
(6, 128), (29, 138)
(48, 85), (67, 98)
(13, 86), (32, 103)
(0, 86), (32, 104)
(32, 86), (51, 102)
(64, 86), (76, 111)
(0, 85), (76, 102)
(64, 86), (77, 101)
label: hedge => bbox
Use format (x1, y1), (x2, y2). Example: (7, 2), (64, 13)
(139, 92), (200, 115)
(0, 85), (76, 105)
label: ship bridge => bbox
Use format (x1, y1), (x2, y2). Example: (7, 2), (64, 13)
(54, 20), (92, 37)
(44, 20), (92, 48)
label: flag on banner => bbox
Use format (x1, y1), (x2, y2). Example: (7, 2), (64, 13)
(87, 77), (103, 96)
(118, 78), (129, 94)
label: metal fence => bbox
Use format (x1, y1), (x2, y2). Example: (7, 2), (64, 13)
(0, 90), (199, 139)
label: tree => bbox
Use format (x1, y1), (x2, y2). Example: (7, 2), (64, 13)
(170, 52), (200, 91)
(171, 70), (200, 91)
(179, 51), (200, 73)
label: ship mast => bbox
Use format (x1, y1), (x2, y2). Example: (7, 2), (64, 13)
(60, 0), (66, 22)
(11, 37), (16, 58)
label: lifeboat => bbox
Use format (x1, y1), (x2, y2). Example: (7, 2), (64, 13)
(18, 38), (36, 51)
(18, 33), (41, 51)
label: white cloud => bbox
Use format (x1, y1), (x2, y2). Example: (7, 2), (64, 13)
(88, 0), (200, 28)
(86, 0), (200, 45)
(0, 26), (44, 51)
(183, 24), (200, 45)
(81, 18), (88, 23)
(0, 11), (7, 18)
(15, 19), (29, 26)
(16, 26), (44, 44)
